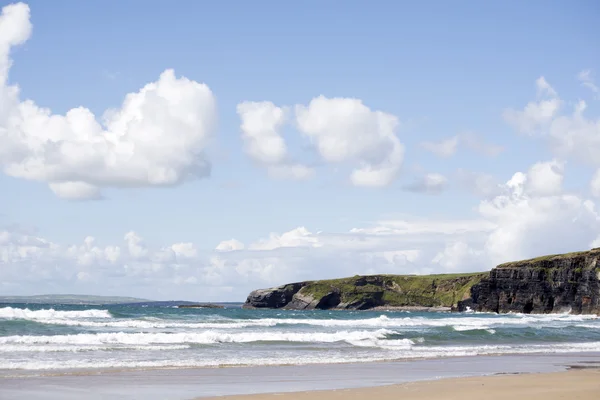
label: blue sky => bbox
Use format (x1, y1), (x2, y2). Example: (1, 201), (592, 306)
(0, 1), (599, 300)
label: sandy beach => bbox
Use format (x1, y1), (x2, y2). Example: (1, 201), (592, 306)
(2, 354), (599, 400)
(206, 368), (600, 400)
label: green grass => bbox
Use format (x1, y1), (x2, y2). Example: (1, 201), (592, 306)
(297, 272), (487, 308)
(497, 248), (599, 269)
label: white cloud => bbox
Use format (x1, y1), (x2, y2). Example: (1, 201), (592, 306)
(578, 69), (599, 95)
(504, 76), (600, 167)
(295, 96), (404, 187)
(524, 159), (564, 196)
(215, 239), (245, 252)
(237, 101), (289, 164)
(237, 96), (404, 187)
(432, 242), (483, 272)
(0, 3), (217, 200)
(480, 178), (600, 265)
(236, 101), (314, 180)
(3, 158), (600, 301)
(404, 172), (448, 194)
(248, 226), (321, 250)
(503, 77), (562, 134)
(48, 181), (102, 201)
(171, 243), (197, 259)
(124, 231), (148, 259)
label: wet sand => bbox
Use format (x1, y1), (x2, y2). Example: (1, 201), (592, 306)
(1, 354), (600, 400)
(205, 369), (600, 400)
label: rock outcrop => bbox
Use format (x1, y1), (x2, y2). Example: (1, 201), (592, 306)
(457, 248), (600, 314)
(244, 248), (600, 314)
(177, 303), (225, 309)
(243, 273), (486, 311)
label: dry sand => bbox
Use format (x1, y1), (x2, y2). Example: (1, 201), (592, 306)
(203, 368), (600, 400)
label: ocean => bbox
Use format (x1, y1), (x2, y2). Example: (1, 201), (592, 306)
(1, 303), (600, 374)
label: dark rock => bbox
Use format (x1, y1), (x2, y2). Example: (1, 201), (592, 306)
(457, 248), (600, 314)
(242, 282), (306, 309)
(243, 273), (485, 311)
(177, 303), (225, 309)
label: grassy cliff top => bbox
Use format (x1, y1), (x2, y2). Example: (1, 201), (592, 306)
(296, 272), (487, 308)
(496, 248), (600, 269)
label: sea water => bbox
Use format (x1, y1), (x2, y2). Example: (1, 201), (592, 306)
(1, 303), (600, 374)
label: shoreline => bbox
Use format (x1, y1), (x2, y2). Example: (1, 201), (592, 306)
(201, 368), (600, 400)
(2, 353), (600, 399)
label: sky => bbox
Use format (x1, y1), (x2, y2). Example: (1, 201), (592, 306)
(0, 1), (599, 301)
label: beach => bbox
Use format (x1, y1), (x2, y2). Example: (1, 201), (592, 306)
(206, 369), (600, 400)
(2, 304), (600, 399)
(1, 353), (600, 399)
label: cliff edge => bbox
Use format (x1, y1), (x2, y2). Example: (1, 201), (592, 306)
(245, 248), (600, 314)
(244, 273), (486, 310)
(457, 248), (600, 314)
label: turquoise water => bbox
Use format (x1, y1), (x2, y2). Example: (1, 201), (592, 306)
(1, 303), (600, 373)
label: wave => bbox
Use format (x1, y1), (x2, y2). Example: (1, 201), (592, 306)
(0, 307), (111, 320)
(0, 354), (398, 371)
(2, 341), (600, 371)
(18, 313), (599, 331)
(0, 344), (190, 353)
(0, 329), (399, 346)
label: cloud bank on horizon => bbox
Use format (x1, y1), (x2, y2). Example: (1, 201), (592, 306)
(1, 2), (599, 300)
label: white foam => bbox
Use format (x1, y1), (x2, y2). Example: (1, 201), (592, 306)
(2, 341), (600, 371)
(0, 344), (189, 353)
(23, 313), (599, 331)
(0, 307), (111, 320)
(346, 337), (418, 349)
(0, 329), (397, 346)
(0, 354), (394, 371)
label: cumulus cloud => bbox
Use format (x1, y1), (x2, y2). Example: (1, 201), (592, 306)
(503, 77), (562, 135)
(3, 157), (600, 300)
(237, 101), (288, 164)
(295, 96), (404, 187)
(215, 239), (245, 252)
(524, 159), (564, 196)
(504, 76), (600, 167)
(236, 101), (314, 180)
(480, 173), (600, 264)
(403, 173), (448, 194)
(0, 3), (217, 200)
(237, 96), (405, 187)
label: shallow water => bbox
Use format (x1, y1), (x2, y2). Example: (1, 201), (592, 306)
(2, 354), (600, 400)
(1, 303), (600, 373)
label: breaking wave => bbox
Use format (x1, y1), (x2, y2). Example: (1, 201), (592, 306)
(0, 307), (111, 320)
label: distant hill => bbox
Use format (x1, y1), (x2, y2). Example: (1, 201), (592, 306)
(0, 294), (151, 305)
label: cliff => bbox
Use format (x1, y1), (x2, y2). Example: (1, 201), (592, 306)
(457, 248), (600, 314)
(245, 248), (600, 314)
(244, 273), (486, 310)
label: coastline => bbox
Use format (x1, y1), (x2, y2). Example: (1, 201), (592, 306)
(2, 353), (600, 400)
(202, 368), (600, 400)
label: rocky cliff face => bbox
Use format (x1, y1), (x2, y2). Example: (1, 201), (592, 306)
(244, 273), (486, 311)
(457, 248), (600, 314)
